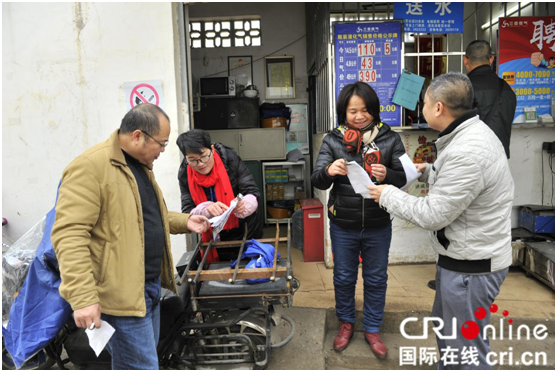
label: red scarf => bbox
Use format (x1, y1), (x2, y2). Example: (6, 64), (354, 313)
(187, 150), (239, 245)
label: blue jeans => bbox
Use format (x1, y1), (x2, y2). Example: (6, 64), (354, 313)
(101, 278), (161, 370)
(330, 221), (392, 334)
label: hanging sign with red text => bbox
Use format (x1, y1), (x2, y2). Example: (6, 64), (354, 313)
(499, 17), (555, 123)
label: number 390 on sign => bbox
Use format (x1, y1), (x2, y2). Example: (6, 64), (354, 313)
(359, 70), (377, 82)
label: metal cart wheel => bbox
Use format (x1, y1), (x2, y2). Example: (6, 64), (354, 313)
(221, 322), (270, 370)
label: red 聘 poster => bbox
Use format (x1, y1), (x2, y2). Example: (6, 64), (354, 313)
(499, 16), (555, 123)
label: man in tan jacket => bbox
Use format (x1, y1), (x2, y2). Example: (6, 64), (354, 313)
(52, 103), (209, 369)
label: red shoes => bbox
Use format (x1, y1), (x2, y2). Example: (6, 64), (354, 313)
(333, 322), (354, 352)
(364, 332), (388, 358)
(334, 323), (388, 358)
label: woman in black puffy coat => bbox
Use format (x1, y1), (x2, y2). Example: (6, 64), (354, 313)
(311, 82), (406, 358)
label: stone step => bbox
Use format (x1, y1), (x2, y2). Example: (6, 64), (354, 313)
(324, 331), (555, 370)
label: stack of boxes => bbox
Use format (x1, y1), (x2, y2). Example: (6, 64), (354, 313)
(266, 183), (284, 201)
(265, 167), (288, 201)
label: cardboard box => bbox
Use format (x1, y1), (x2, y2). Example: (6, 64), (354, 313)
(266, 183), (284, 200)
(262, 117), (287, 128)
(277, 183), (284, 199)
(266, 184), (274, 200)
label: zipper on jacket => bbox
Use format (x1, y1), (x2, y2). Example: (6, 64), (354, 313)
(362, 198), (365, 228)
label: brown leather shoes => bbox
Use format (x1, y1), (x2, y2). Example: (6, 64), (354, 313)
(333, 322), (354, 352)
(364, 332), (387, 358)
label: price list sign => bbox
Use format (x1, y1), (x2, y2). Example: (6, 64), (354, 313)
(334, 22), (403, 126)
(499, 16), (555, 123)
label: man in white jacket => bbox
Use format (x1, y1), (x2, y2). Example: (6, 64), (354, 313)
(369, 72), (514, 370)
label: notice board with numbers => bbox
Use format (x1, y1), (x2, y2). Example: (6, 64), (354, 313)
(334, 21), (403, 126)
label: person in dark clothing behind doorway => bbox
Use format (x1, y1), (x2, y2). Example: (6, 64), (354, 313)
(177, 129), (262, 262)
(311, 82), (406, 359)
(427, 40), (517, 291)
(464, 40), (517, 159)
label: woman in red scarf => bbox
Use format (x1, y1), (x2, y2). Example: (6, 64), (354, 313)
(177, 129), (262, 261)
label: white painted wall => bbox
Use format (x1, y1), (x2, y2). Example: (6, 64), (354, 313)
(2, 3), (190, 261)
(188, 2), (307, 104)
(509, 126), (555, 220)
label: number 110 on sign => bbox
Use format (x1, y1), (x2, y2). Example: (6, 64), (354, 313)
(359, 70), (377, 82)
(358, 43), (376, 56)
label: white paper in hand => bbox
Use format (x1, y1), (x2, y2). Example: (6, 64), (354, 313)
(345, 161), (374, 199)
(398, 154), (422, 191)
(85, 320), (115, 357)
(208, 194), (243, 240)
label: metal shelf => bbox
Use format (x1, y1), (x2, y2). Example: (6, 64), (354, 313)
(262, 161), (307, 224)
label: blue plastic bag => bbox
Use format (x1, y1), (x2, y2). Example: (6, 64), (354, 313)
(2, 186), (72, 368)
(230, 240), (280, 284)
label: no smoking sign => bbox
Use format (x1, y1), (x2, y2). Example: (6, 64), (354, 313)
(124, 80), (164, 111)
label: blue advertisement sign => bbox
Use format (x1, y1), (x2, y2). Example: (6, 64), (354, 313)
(334, 22), (403, 126)
(394, 2), (464, 33)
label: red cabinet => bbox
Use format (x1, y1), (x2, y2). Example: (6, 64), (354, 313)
(300, 198), (324, 262)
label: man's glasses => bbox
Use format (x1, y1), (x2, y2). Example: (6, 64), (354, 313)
(186, 150), (213, 167)
(141, 130), (169, 148)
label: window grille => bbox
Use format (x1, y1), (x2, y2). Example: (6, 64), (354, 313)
(189, 18), (261, 48)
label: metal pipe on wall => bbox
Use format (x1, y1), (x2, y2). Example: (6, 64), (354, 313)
(489, 3), (492, 47)
(474, 3), (478, 40)
(342, 2), (345, 21)
(532, 3), (536, 17)
(431, 33), (435, 81)
(446, 33), (450, 73)
(460, 33), (464, 73)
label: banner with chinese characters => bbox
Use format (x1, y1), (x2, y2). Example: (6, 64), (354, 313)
(499, 17), (555, 123)
(394, 2), (464, 33)
(334, 22), (403, 126)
